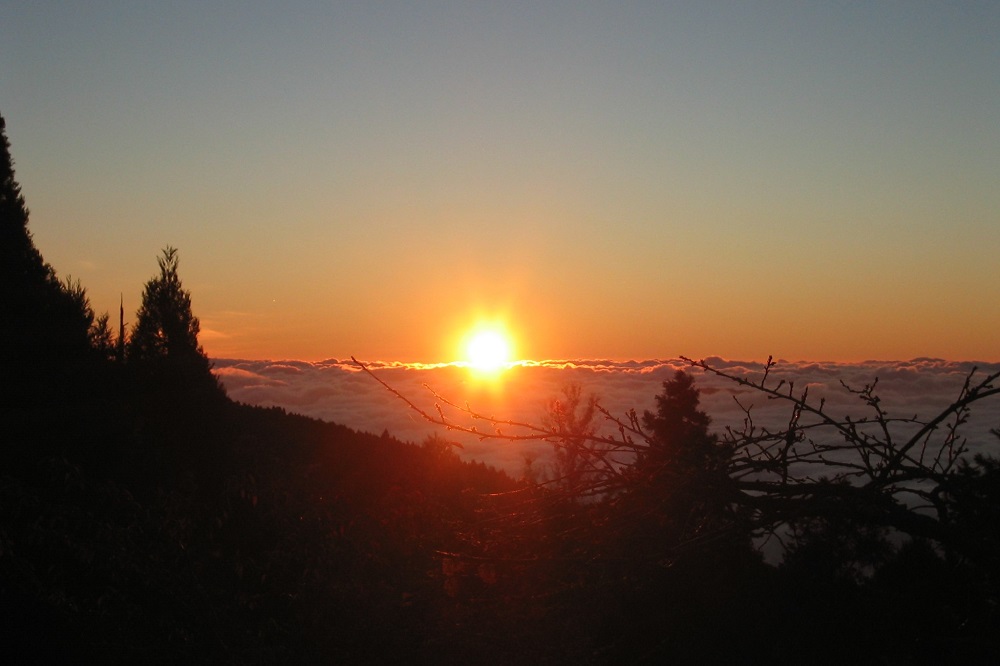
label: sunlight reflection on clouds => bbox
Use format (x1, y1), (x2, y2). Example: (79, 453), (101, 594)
(214, 358), (1000, 475)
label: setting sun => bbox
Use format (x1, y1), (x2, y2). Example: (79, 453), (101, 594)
(464, 328), (513, 372)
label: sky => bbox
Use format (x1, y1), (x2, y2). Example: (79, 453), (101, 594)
(3, 2), (999, 363)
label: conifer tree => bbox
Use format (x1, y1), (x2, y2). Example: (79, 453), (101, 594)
(0, 112), (94, 404)
(128, 247), (223, 401)
(640, 370), (724, 473)
(0, 114), (49, 287)
(606, 371), (745, 570)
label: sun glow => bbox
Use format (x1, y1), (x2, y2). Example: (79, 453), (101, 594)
(463, 328), (513, 373)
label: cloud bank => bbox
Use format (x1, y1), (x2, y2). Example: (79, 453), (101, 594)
(214, 357), (1000, 475)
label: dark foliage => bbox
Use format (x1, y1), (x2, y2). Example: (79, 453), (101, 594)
(1, 398), (518, 663)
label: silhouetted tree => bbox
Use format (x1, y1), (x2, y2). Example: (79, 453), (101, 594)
(542, 383), (601, 493)
(0, 112), (95, 404)
(89, 312), (116, 362)
(683, 356), (1000, 563)
(622, 371), (740, 547)
(0, 114), (47, 284)
(128, 247), (223, 401)
(593, 371), (751, 596)
(641, 370), (717, 467)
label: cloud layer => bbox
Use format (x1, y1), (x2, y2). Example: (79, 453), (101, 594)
(215, 357), (1000, 475)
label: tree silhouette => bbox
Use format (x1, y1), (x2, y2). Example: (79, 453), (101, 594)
(542, 383), (601, 493)
(128, 247), (223, 401)
(0, 112), (95, 404)
(606, 370), (750, 588)
(682, 356), (1000, 562)
(631, 371), (738, 538)
(641, 371), (714, 463)
(0, 114), (47, 285)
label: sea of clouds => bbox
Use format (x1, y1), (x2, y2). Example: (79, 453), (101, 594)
(214, 357), (1000, 476)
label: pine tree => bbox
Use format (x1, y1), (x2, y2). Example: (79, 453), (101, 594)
(128, 247), (223, 401)
(1, 112), (94, 405)
(641, 370), (721, 472)
(606, 371), (745, 570)
(0, 114), (49, 287)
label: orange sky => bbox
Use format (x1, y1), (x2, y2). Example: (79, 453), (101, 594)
(4, 3), (999, 363)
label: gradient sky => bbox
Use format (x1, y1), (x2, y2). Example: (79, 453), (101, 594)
(3, 2), (998, 362)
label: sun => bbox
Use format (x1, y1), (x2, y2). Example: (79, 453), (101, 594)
(464, 328), (512, 372)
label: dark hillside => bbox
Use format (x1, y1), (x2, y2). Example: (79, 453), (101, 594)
(2, 397), (517, 663)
